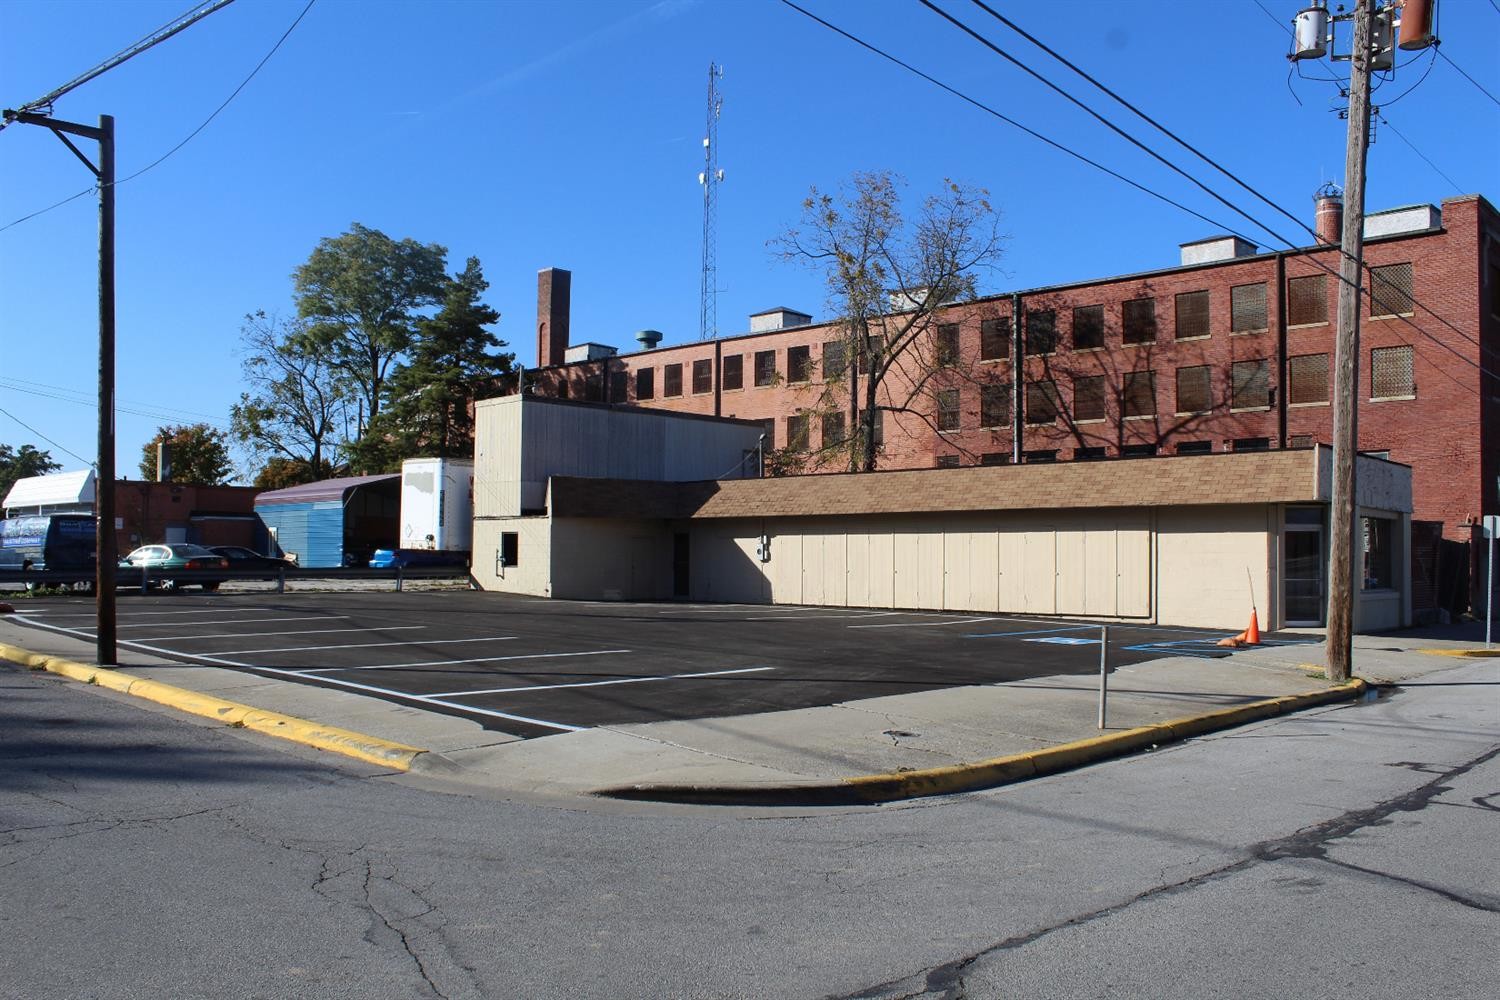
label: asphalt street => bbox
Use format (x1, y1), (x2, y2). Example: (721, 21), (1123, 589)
(2, 649), (1493, 999)
(5, 591), (1307, 738)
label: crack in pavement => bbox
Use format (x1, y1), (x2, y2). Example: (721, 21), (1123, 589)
(830, 741), (1500, 1000)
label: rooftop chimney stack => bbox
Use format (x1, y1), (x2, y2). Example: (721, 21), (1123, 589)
(537, 267), (571, 368)
(1314, 184), (1344, 246)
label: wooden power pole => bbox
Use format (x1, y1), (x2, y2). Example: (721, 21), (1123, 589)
(1326, 0), (1375, 681)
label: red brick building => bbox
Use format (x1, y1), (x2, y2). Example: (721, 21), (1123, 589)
(525, 193), (1499, 613)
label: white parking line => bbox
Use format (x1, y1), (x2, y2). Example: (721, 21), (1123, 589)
(213, 635), (517, 655)
(37, 608), (275, 619)
(849, 616), (1004, 629)
(135, 626), (427, 642)
(424, 665), (773, 698)
(117, 615), (347, 629)
(297, 648), (631, 673)
(736, 612), (898, 621)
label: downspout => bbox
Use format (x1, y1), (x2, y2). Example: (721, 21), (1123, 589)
(1276, 250), (1288, 448)
(714, 339), (723, 417)
(1011, 292), (1024, 464)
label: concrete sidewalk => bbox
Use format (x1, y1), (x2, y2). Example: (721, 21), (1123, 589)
(1, 610), (1491, 805)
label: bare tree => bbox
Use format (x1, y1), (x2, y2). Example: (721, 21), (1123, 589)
(773, 172), (1006, 471)
(230, 311), (350, 483)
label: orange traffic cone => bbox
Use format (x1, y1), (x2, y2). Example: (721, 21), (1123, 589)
(1243, 609), (1261, 645)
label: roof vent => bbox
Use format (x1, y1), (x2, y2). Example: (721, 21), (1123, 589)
(635, 329), (663, 349)
(748, 307), (812, 332)
(563, 343), (618, 363)
(1179, 235), (1258, 266)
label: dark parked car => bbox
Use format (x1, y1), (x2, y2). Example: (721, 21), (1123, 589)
(209, 546), (294, 572)
(119, 543), (228, 591)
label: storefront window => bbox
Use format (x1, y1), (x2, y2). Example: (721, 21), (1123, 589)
(1362, 517), (1393, 590)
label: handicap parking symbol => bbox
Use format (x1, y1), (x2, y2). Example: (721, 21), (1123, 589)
(1025, 636), (1101, 646)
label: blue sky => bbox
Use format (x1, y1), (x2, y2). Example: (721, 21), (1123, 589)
(1, 0), (1496, 482)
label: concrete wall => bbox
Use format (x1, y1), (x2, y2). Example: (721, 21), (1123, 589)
(552, 519), (673, 601)
(472, 516), (552, 596)
(1156, 506), (1275, 629)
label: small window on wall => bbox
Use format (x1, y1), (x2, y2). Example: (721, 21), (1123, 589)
(1362, 516), (1393, 590)
(980, 452), (1010, 466)
(822, 411), (845, 446)
(936, 389), (961, 431)
(1371, 345), (1415, 399)
(635, 368), (655, 400)
(1232, 437), (1270, 452)
(1122, 371), (1155, 418)
(1176, 365), (1211, 414)
(499, 532), (519, 568)
(1287, 274), (1328, 326)
(1369, 262), (1414, 318)
(1073, 375), (1106, 421)
(786, 413), (810, 451)
(981, 383), (1011, 428)
(1288, 353), (1329, 405)
(935, 455), (961, 468)
(1121, 443), (1157, 457)
(1177, 440), (1212, 455)
(754, 350), (778, 387)
(692, 358), (713, 394)
(1231, 359), (1270, 409)
(936, 324), (960, 365)
(863, 334), (885, 373)
(760, 418), (776, 449)
(980, 318), (1010, 360)
(722, 354), (743, 390)
(1075, 446), (1106, 460)
(787, 345), (813, 383)
(1122, 298), (1156, 344)
(1072, 305), (1105, 349)
(1231, 282), (1268, 333)
(823, 340), (848, 378)
(1025, 309), (1057, 355)
(1024, 449), (1058, 463)
(663, 363), (683, 397)
(1174, 290), (1210, 339)
(1025, 380), (1059, 424)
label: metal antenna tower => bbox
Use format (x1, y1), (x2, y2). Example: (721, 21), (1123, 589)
(698, 63), (724, 340)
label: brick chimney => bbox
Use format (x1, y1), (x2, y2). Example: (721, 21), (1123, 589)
(536, 267), (571, 368)
(1314, 185), (1343, 246)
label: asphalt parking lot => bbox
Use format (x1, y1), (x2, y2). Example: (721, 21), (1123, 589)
(6, 592), (1312, 739)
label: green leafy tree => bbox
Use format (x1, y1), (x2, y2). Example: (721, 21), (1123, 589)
(230, 311), (350, 480)
(139, 424), (234, 485)
(0, 443), (63, 502)
(773, 172), (1005, 471)
(252, 456), (337, 490)
(352, 257), (511, 470)
(293, 224), (449, 432)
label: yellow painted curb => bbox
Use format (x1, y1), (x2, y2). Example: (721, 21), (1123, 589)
(1, 641), (427, 770)
(599, 679), (1369, 805)
(1418, 648), (1500, 658)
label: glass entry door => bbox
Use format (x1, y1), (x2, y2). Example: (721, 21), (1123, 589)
(1284, 510), (1325, 626)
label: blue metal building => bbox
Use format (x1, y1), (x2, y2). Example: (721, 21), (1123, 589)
(254, 474), (400, 568)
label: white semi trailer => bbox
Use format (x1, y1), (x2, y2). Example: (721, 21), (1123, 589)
(399, 457), (474, 556)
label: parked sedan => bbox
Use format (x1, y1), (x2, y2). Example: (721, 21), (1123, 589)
(119, 543), (228, 591)
(209, 546), (294, 572)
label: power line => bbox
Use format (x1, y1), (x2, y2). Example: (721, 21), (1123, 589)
(775, 0), (1246, 239)
(0, 376), (230, 425)
(0, 0), (316, 234)
(0, 405), (95, 468)
(1377, 113), (1463, 194)
(1436, 46), (1500, 107)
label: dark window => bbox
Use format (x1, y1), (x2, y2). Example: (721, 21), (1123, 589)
(1289, 434), (1315, 448)
(609, 371), (627, 402)
(935, 455), (961, 469)
(1288, 353), (1329, 404)
(1072, 305), (1105, 349)
(1122, 298), (1156, 344)
(980, 318), (1010, 360)
(1073, 375), (1106, 421)
(1231, 359), (1270, 409)
(1175, 290), (1210, 339)
(663, 363), (683, 397)
(936, 389), (961, 431)
(1025, 381), (1059, 424)
(1024, 449), (1058, 463)
(584, 372), (605, 402)
(555, 381), (569, 399)
(980, 452), (1010, 466)
(754, 350), (777, 387)
(1177, 440), (1213, 455)
(721, 354), (743, 390)
(1122, 371), (1155, 417)
(635, 368), (655, 400)
(692, 358), (713, 394)
(499, 532), (519, 567)
(822, 411), (845, 447)
(760, 418), (776, 450)
(863, 334), (885, 374)
(1025, 309), (1056, 355)
(1176, 365), (1211, 413)
(1231, 282), (1268, 332)
(1233, 437), (1270, 452)
(1075, 446), (1107, 461)
(823, 340), (847, 379)
(786, 414), (809, 451)
(1371, 345), (1415, 398)
(1362, 516), (1394, 589)
(1370, 262), (1414, 318)
(936, 324), (960, 365)
(980, 383), (1011, 428)
(1121, 443), (1157, 457)
(1287, 274), (1327, 326)
(788, 345), (813, 383)
(870, 409), (884, 447)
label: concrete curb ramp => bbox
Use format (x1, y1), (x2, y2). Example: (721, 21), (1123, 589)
(0, 642), (426, 771)
(595, 680), (1370, 807)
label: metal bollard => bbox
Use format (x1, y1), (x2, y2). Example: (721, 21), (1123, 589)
(395, 566), (403, 593)
(276, 567), (285, 595)
(140, 567), (150, 595)
(1097, 624), (1110, 730)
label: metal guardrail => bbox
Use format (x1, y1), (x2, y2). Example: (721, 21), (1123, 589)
(0, 565), (474, 594)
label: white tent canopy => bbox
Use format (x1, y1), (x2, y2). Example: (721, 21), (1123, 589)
(3, 469), (96, 515)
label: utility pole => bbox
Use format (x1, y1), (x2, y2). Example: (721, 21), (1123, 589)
(1326, 0), (1374, 681)
(2, 111), (118, 664)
